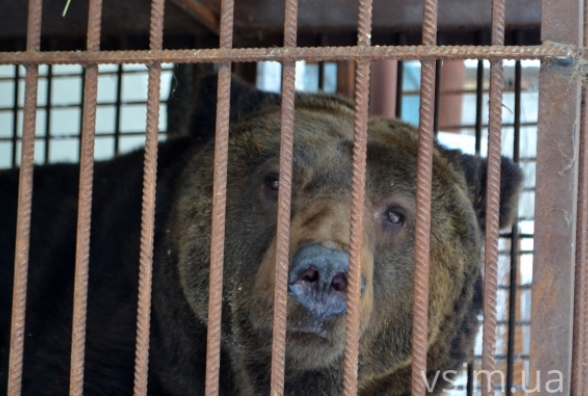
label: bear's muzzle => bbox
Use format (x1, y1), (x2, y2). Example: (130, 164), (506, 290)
(288, 242), (366, 319)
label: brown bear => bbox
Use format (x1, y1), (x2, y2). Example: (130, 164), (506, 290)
(0, 75), (522, 395)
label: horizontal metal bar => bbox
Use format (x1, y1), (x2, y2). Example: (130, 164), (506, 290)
(0, 44), (573, 66)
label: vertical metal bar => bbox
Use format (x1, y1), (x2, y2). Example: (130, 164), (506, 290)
(395, 60), (403, 119)
(78, 69), (86, 160)
(530, 0), (582, 394)
(43, 65), (52, 164)
(132, 0), (165, 395)
(467, 362), (474, 396)
(571, 115), (587, 394)
(411, 0), (437, 394)
(469, 29), (485, 396)
(505, 60), (522, 396)
(481, 0), (505, 394)
(11, 65), (20, 168)
(203, 0), (234, 394)
(571, 2), (588, 394)
(269, 1), (298, 395)
(114, 64), (123, 156)
(8, 67), (39, 396)
(7, 0), (42, 394)
(475, 60), (484, 156)
(68, 0), (103, 394)
(318, 34), (328, 92)
(342, 1), (372, 395)
(270, 62), (295, 396)
(572, 71), (588, 396)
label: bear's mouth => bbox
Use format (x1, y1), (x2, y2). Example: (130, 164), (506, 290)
(288, 323), (330, 339)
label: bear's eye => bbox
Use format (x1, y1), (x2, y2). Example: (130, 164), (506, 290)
(384, 208), (405, 226)
(263, 172), (280, 195)
(268, 179), (279, 191)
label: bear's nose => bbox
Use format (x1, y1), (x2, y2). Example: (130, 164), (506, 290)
(288, 243), (366, 318)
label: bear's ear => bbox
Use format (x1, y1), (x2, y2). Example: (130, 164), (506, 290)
(189, 74), (280, 144)
(454, 153), (524, 230)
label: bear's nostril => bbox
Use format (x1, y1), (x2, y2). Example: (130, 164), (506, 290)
(331, 273), (347, 292)
(301, 266), (319, 283)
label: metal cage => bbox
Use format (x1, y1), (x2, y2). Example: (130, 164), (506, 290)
(1, 0), (586, 395)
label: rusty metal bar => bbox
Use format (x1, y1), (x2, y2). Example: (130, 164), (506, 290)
(572, 1), (588, 394)
(270, 61), (295, 396)
(343, 60), (370, 396)
(132, 0), (165, 395)
(571, 1), (588, 393)
(571, 74), (588, 396)
(203, 67), (232, 396)
(529, 0), (583, 394)
(411, 0), (437, 394)
(68, 0), (103, 393)
(481, 0), (506, 394)
(7, 0), (43, 394)
(342, 1), (372, 394)
(203, 0), (234, 394)
(8, 66), (38, 396)
(0, 44), (573, 66)
(269, 0), (298, 395)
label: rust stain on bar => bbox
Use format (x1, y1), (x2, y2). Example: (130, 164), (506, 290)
(0, 44), (572, 66)
(132, 0), (165, 395)
(204, 0), (235, 394)
(481, 1), (505, 395)
(342, 1), (372, 394)
(69, 0), (103, 394)
(411, 0), (437, 395)
(270, 1), (298, 394)
(7, 0), (42, 395)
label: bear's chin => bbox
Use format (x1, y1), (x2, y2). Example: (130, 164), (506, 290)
(281, 315), (347, 369)
(284, 331), (345, 370)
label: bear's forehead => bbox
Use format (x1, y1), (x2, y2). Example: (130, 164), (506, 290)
(238, 106), (460, 192)
(246, 107), (419, 149)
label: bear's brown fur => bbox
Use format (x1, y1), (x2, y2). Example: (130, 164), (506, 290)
(0, 76), (522, 395)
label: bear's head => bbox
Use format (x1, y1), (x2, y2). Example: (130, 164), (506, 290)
(167, 75), (523, 394)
